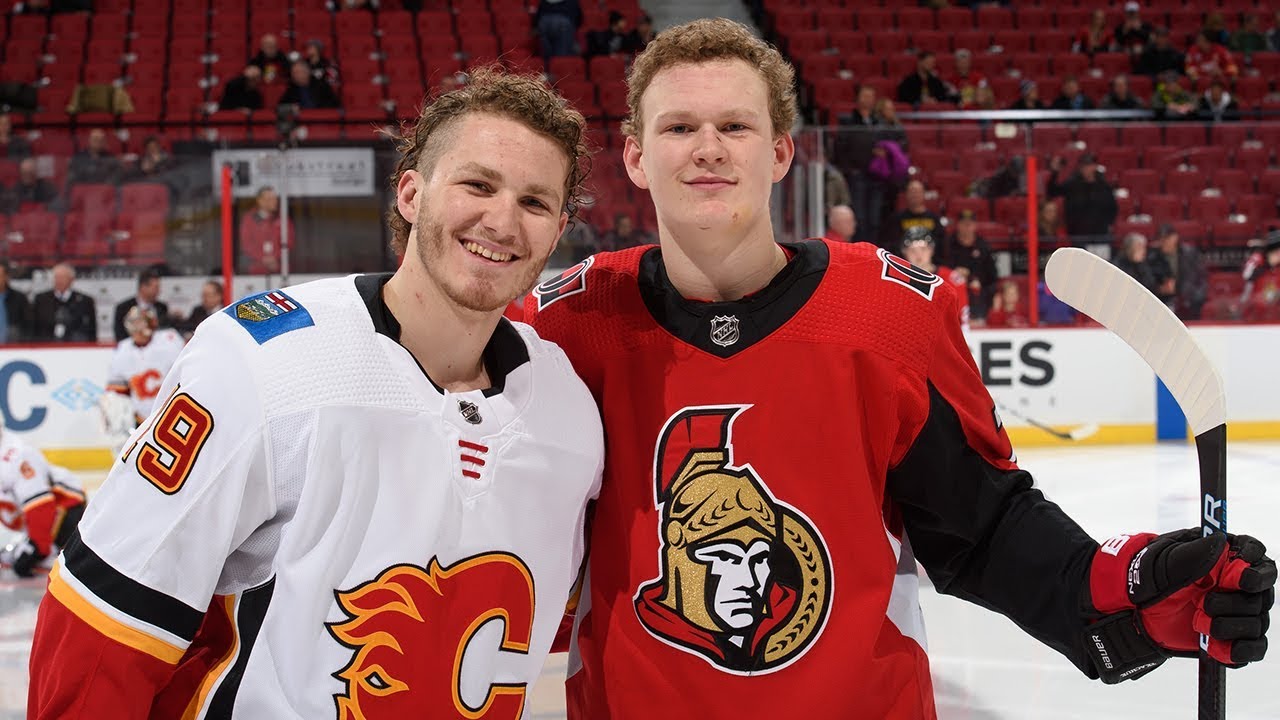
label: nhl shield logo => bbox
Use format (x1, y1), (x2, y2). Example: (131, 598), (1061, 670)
(709, 315), (740, 347)
(458, 400), (482, 425)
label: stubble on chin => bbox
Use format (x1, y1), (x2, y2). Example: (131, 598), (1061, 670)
(416, 217), (548, 314)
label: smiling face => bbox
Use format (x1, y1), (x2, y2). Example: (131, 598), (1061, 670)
(397, 113), (568, 313)
(623, 59), (793, 245)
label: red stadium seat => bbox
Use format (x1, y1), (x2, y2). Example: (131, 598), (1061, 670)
(1235, 147), (1272, 179)
(948, 196), (991, 221)
(1169, 220), (1207, 246)
(975, 6), (1014, 30)
(1190, 194), (1230, 224)
(939, 125), (983, 150)
(1076, 124), (1117, 150)
(8, 210), (61, 265)
(1015, 7), (1053, 32)
(68, 183), (117, 215)
(854, 9), (894, 33)
(772, 7), (814, 35)
(63, 210), (113, 260)
(1164, 123), (1210, 148)
(119, 183), (170, 216)
(911, 147), (954, 172)
(1143, 145), (1184, 172)
(1164, 168), (1206, 196)
(929, 170), (970, 199)
(1235, 195), (1276, 223)
(991, 30), (1030, 54)
(1211, 221), (1254, 246)
(1035, 31), (1074, 54)
(870, 34), (909, 55)
(817, 8), (855, 32)
(1052, 54), (1089, 77)
(831, 33), (869, 58)
(1143, 194), (1186, 221)
(952, 30), (991, 54)
(1210, 169), (1252, 196)
(937, 7), (973, 32)
(897, 7), (935, 33)
(1120, 168), (1161, 196)
(912, 30), (948, 53)
(114, 210), (168, 264)
(1233, 76), (1267, 108)
(994, 196), (1026, 226)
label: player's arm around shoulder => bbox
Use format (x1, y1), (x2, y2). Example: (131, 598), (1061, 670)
(29, 312), (276, 717)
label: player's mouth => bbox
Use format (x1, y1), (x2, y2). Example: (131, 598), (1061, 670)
(461, 239), (518, 264)
(685, 175), (736, 190)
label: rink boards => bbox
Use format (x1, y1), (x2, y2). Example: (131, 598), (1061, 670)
(0, 325), (1276, 468)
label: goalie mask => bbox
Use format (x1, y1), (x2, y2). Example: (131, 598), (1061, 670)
(124, 306), (158, 344)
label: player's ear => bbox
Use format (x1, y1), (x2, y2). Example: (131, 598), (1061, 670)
(623, 135), (649, 191)
(771, 132), (795, 184)
(396, 170), (421, 222)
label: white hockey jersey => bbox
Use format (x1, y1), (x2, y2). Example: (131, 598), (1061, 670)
(105, 327), (186, 421)
(33, 275), (604, 719)
(0, 433), (85, 548)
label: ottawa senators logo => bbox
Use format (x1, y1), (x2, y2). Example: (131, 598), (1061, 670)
(633, 406), (832, 674)
(531, 256), (593, 311)
(327, 553), (535, 720)
(877, 247), (943, 300)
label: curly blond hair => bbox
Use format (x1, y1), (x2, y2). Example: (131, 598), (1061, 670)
(623, 18), (797, 140)
(384, 65), (591, 255)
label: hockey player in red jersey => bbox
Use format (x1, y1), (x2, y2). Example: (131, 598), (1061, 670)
(30, 67), (605, 718)
(525, 18), (1274, 719)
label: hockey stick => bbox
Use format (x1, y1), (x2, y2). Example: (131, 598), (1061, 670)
(1045, 247), (1227, 720)
(996, 402), (1100, 441)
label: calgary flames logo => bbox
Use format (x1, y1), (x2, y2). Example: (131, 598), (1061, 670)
(327, 553), (536, 720)
(634, 406), (832, 674)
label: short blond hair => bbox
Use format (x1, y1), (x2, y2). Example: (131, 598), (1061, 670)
(623, 18), (797, 139)
(385, 65), (591, 255)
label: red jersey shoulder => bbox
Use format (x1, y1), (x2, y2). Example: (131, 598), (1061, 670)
(526, 247), (648, 317)
(780, 241), (956, 369)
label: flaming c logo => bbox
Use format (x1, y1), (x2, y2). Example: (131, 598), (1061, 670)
(326, 553), (536, 720)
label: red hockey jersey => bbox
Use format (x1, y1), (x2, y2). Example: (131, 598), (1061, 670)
(525, 240), (1099, 719)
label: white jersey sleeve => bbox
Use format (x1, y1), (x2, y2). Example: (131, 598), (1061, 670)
(104, 341), (130, 394)
(60, 313), (275, 662)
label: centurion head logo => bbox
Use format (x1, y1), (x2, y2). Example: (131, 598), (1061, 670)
(633, 406), (832, 674)
(327, 554), (535, 720)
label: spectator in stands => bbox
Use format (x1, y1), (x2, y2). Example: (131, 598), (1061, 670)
(302, 39), (340, 89)
(174, 279), (223, 339)
(1268, 10), (1280, 52)
(0, 262), (31, 343)
(2, 157), (57, 213)
(896, 52), (954, 107)
(1074, 9), (1114, 56)
(1152, 70), (1197, 119)
(1009, 79), (1045, 110)
(941, 209), (997, 320)
(67, 128), (121, 186)
(823, 204), (856, 243)
(113, 267), (170, 342)
(1114, 2), (1153, 55)
(279, 60), (341, 110)
(1038, 199), (1069, 240)
(986, 279), (1029, 328)
(628, 13), (655, 52)
(972, 84), (998, 110)
(535, 0), (582, 59)
(239, 185), (294, 275)
(1197, 78), (1240, 122)
(1047, 152), (1117, 243)
(1114, 232), (1162, 293)
(824, 162), (850, 210)
(600, 212), (652, 252)
(31, 262), (96, 342)
(556, 217), (597, 263)
(833, 84), (882, 243)
(1037, 280), (1078, 324)
(126, 135), (175, 182)
(1101, 74), (1146, 109)
(1051, 75), (1096, 110)
(1185, 31), (1239, 82)
(1230, 14), (1268, 56)
(1200, 12), (1231, 47)
(1147, 223), (1208, 320)
(220, 66), (265, 112)
(586, 11), (633, 57)
(1242, 231), (1280, 320)
(249, 33), (289, 84)
(870, 98), (910, 227)
(946, 49), (989, 108)
(879, 179), (942, 251)
(0, 114), (31, 159)
(1137, 27), (1184, 77)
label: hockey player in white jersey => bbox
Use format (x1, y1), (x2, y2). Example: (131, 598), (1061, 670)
(101, 306), (185, 450)
(0, 430), (86, 578)
(30, 66), (603, 719)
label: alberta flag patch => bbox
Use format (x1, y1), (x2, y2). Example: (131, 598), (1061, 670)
(225, 290), (314, 344)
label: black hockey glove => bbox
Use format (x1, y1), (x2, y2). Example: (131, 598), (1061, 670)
(11, 539), (48, 579)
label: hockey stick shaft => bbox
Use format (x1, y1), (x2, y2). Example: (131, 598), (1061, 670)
(1197, 424), (1228, 720)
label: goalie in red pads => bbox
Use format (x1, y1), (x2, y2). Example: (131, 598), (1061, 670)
(525, 19), (1274, 719)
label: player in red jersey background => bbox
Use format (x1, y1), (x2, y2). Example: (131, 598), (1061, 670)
(526, 18), (1274, 720)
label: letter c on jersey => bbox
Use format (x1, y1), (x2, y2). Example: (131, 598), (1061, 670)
(0, 361), (47, 432)
(327, 553), (536, 720)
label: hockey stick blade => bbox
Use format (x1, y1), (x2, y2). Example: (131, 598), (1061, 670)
(1045, 247), (1228, 720)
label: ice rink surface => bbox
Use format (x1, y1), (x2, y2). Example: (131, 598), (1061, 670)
(3, 441), (1277, 719)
